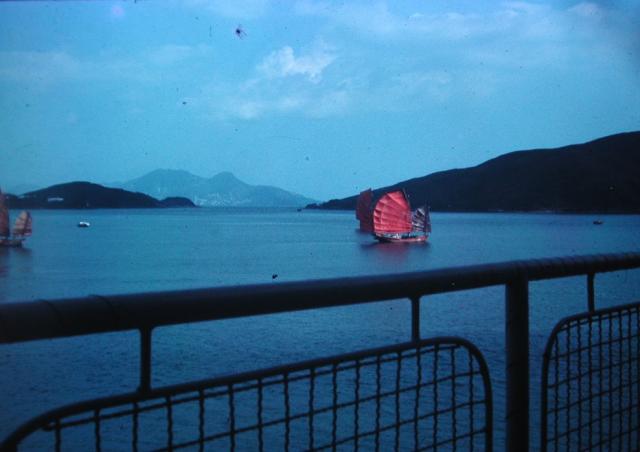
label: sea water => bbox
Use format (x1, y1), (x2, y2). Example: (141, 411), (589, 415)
(1, 209), (639, 449)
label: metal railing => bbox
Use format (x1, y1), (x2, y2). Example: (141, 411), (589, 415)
(2, 338), (493, 451)
(541, 302), (640, 451)
(1, 252), (640, 451)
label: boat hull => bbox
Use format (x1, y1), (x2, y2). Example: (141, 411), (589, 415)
(0, 238), (25, 247)
(374, 233), (428, 243)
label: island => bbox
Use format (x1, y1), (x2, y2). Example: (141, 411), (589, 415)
(4, 182), (196, 209)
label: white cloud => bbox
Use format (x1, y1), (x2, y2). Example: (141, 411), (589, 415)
(216, 86), (351, 120)
(502, 2), (548, 15)
(307, 89), (350, 117)
(258, 45), (335, 83)
(569, 2), (604, 19)
(205, 42), (342, 119)
(391, 71), (453, 102)
(233, 100), (264, 119)
(147, 44), (212, 66)
(294, 1), (570, 41)
(0, 44), (215, 86)
(0, 51), (81, 83)
(181, 0), (270, 19)
(295, 2), (402, 37)
(148, 45), (195, 66)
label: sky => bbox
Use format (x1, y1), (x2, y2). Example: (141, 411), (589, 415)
(0, 0), (639, 200)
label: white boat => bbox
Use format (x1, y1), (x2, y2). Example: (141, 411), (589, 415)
(0, 189), (32, 247)
(77, 221), (90, 228)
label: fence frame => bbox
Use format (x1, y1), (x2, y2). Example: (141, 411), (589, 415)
(2, 336), (494, 451)
(1, 252), (640, 451)
(540, 300), (640, 451)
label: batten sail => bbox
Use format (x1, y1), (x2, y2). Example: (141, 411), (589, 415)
(0, 189), (33, 247)
(373, 190), (412, 234)
(356, 188), (374, 232)
(411, 206), (431, 233)
(12, 211), (32, 237)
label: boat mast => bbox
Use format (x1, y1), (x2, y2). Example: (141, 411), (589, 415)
(0, 189), (10, 238)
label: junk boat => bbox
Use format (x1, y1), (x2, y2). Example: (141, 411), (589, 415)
(357, 188), (431, 243)
(0, 189), (32, 247)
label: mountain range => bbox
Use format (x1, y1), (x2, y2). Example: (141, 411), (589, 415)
(310, 131), (640, 213)
(111, 170), (316, 207)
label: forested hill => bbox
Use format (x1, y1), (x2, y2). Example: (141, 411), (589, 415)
(310, 131), (640, 213)
(5, 182), (195, 209)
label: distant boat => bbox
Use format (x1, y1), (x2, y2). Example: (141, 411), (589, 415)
(356, 189), (431, 243)
(77, 221), (90, 228)
(0, 189), (32, 247)
(593, 220), (604, 225)
(372, 190), (430, 243)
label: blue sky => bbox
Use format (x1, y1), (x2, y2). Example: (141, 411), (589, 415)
(0, 0), (639, 200)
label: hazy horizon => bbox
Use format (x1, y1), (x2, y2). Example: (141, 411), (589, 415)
(1, 1), (639, 200)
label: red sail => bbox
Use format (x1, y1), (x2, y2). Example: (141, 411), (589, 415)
(0, 189), (9, 238)
(373, 190), (412, 234)
(12, 211), (32, 237)
(356, 188), (373, 232)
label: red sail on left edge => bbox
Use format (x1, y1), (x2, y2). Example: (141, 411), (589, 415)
(1, 188), (33, 247)
(356, 188), (374, 232)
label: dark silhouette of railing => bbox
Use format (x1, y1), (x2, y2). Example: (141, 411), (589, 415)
(1, 252), (639, 451)
(541, 302), (640, 451)
(1, 338), (492, 451)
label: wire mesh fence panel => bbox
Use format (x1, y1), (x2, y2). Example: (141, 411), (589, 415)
(541, 302), (640, 452)
(9, 338), (492, 451)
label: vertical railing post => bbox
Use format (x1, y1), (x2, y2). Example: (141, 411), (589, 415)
(139, 328), (152, 393)
(506, 277), (529, 452)
(587, 273), (595, 313)
(411, 296), (420, 342)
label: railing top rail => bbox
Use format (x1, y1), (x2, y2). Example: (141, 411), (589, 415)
(1, 252), (639, 344)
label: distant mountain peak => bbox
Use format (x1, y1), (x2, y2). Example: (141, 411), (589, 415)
(210, 171), (243, 183)
(115, 169), (316, 207)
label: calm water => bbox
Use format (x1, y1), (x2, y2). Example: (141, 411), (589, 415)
(1, 209), (639, 449)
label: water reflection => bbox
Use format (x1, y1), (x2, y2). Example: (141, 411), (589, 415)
(360, 239), (431, 267)
(0, 247), (33, 278)
(0, 248), (8, 276)
(0, 248), (34, 301)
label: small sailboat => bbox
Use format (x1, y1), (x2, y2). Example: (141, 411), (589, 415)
(0, 189), (32, 247)
(372, 190), (430, 243)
